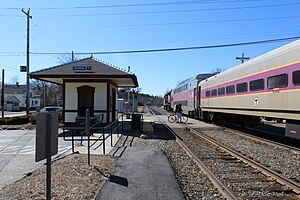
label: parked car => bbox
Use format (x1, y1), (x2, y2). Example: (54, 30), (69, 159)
(40, 106), (62, 120)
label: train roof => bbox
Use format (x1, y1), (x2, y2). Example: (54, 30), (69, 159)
(175, 76), (196, 87)
(203, 39), (300, 84)
(196, 73), (215, 81)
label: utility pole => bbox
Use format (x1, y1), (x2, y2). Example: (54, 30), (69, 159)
(236, 53), (250, 64)
(71, 51), (74, 61)
(1, 69), (4, 118)
(22, 8), (32, 115)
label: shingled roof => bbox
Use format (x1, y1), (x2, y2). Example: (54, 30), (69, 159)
(29, 57), (139, 87)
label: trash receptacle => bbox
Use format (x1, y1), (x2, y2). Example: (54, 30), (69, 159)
(131, 114), (142, 130)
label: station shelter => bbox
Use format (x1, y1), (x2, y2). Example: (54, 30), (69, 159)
(29, 57), (139, 126)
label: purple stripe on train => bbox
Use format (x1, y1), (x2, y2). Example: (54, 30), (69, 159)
(201, 62), (300, 99)
(172, 90), (194, 101)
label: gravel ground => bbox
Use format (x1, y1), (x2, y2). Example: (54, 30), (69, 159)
(0, 154), (115, 200)
(198, 129), (300, 183)
(117, 132), (223, 200)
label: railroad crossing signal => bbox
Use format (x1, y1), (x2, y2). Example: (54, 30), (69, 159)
(20, 66), (27, 72)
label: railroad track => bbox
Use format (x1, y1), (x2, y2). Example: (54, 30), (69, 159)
(148, 106), (300, 199)
(173, 127), (300, 199)
(223, 128), (300, 154)
(147, 106), (163, 115)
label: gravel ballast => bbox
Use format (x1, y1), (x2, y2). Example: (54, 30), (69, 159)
(197, 129), (300, 184)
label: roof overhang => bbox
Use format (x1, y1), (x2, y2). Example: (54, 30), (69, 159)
(29, 74), (139, 88)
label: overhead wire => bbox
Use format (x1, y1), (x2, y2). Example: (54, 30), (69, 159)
(31, 20), (71, 54)
(32, 14), (300, 30)
(34, 2), (300, 17)
(0, 0), (261, 10)
(29, 36), (300, 55)
(0, 62), (21, 72)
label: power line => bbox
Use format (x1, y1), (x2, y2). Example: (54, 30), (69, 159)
(30, 36), (60, 53)
(35, 2), (300, 17)
(31, 15), (300, 30)
(29, 36), (300, 55)
(0, 0), (261, 10)
(0, 63), (20, 72)
(31, 20), (71, 53)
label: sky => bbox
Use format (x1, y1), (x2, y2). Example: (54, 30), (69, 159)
(1, 0), (300, 96)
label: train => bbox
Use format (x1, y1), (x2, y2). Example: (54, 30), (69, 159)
(165, 39), (300, 139)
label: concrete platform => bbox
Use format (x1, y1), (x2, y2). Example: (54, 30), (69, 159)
(96, 147), (184, 200)
(141, 113), (221, 131)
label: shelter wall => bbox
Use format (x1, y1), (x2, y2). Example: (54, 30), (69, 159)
(64, 82), (108, 123)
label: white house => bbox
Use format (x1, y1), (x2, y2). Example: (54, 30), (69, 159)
(2, 85), (40, 111)
(29, 57), (139, 125)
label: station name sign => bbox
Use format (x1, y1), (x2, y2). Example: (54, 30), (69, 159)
(73, 66), (92, 71)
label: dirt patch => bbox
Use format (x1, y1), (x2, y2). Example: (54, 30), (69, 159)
(0, 154), (115, 200)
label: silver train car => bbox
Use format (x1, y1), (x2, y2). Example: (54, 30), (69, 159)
(168, 39), (300, 139)
(169, 74), (214, 116)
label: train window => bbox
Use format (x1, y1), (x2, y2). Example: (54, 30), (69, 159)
(218, 87), (225, 95)
(211, 89), (217, 96)
(237, 82), (248, 93)
(206, 90), (211, 97)
(267, 73), (288, 89)
(293, 70), (300, 85)
(226, 85), (235, 94)
(250, 78), (264, 91)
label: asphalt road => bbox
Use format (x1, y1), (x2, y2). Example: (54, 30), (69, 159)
(0, 129), (74, 189)
(0, 111), (27, 118)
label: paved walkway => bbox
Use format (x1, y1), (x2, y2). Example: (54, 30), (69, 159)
(96, 147), (184, 200)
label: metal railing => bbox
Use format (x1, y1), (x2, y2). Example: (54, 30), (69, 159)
(61, 109), (124, 164)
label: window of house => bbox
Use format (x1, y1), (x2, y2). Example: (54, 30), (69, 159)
(293, 70), (300, 85)
(211, 89), (217, 96)
(267, 73), (288, 89)
(226, 85), (235, 94)
(237, 82), (248, 93)
(250, 78), (264, 91)
(218, 87), (225, 95)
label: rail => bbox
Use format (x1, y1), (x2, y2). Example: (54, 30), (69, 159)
(190, 128), (300, 196)
(164, 124), (239, 200)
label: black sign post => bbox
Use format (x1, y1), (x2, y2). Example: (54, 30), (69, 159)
(36, 112), (58, 200)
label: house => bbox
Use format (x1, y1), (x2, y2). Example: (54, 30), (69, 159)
(2, 85), (41, 111)
(4, 95), (20, 111)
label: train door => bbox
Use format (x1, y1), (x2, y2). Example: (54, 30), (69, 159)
(193, 88), (197, 109)
(193, 88), (197, 117)
(198, 86), (202, 119)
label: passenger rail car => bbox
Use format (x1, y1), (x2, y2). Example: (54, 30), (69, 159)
(169, 74), (214, 116)
(199, 40), (300, 139)
(171, 76), (196, 116)
(168, 39), (300, 139)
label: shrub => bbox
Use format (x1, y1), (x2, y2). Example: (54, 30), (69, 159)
(0, 117), (7, 125)
(0, 115), (30, 125)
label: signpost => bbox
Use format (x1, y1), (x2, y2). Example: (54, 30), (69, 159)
(36, 112), (58, 200)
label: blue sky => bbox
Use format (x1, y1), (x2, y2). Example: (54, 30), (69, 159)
(1, 0), (300, 96)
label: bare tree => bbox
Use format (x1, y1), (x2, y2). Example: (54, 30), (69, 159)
(10, 75), (19, 85)
(57, 52), (80, 64)
(211, 67), (225, 75)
